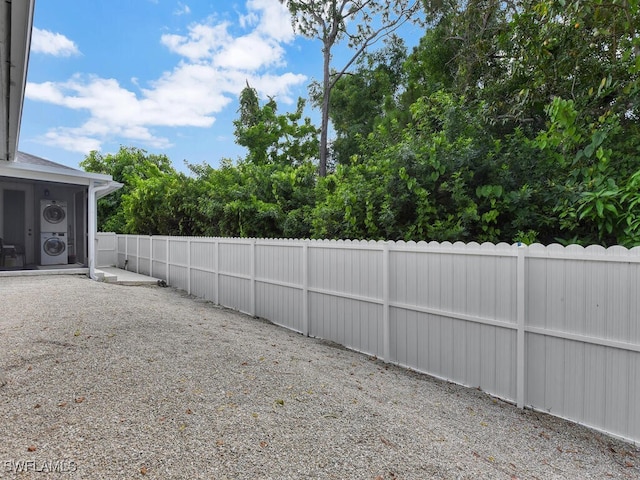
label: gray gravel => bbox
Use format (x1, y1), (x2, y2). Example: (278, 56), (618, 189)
(1, 275), (639, 480)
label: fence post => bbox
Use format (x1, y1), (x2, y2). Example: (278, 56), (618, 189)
(166, 237), (170, 285)
(113, 234), (118, 267)
(383, 242), (390, 363)
(149, 236), (153, 278)
(215, 239), (219, 305)
(136, 236), (140, 273)
(516, 244), (526, 409)
(187, 238), (192, 295)
(250, 239), (256, 317)
(302, 241), (309, 336)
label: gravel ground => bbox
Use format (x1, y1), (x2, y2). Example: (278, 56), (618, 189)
(0, 275), (639, 480)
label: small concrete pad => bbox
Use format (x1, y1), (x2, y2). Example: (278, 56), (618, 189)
(95, 267), (161, 286)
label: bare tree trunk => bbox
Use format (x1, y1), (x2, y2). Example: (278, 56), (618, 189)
(320, 42), (332, 177)
(320, 97), (330, 177)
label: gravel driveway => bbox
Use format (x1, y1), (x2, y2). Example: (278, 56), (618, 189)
(1, 275), (639, 479)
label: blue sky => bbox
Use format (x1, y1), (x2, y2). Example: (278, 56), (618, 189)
(20, 0), (424, 173)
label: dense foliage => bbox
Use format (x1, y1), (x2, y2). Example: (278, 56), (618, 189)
(85, 0), (640, 247)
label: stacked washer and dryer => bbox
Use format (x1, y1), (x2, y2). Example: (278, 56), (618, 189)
(40, 200), (68, 265)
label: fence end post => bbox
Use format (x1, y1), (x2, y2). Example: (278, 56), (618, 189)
(250, 239), (256, 317)
(302, 240), (310, 337)
(516, 244), (526, 409)
(383, 241), (390, 363)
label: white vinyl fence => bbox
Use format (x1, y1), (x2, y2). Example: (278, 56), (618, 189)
(96, 233), (640, 445)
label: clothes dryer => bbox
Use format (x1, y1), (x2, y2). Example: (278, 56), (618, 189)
(40, 200), (67, 233)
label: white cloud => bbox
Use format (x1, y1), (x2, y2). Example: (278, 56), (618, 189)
(161, 23), (231, 62)
(249, 72), (308, 104)
(42, 129), (102, 154)
(174, 2), (191, 16)
(31, 27), (80, 57)
(213, 32), (286, 70)
(26, 0), (306, 156)
(247, 0), (295, 42)
(39, 120), (173, 155)
(24, 81), (67, 103)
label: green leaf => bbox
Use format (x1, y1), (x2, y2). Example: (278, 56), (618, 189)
(604, 203), (618, 215)
(579, 205), (593, 220)
(605, 221), (613, 234)
(584, 143), (595, 158)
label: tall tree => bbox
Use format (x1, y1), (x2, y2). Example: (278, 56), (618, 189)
(280, 0), (423, 176)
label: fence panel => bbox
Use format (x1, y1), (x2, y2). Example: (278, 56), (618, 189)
(217, 240), (253, 315)
(189, 240), (217, 303)
(104, 234), (640, 445)
(255, 241), (305, 333)
(388, 242), (518, 401)
(167, 238), (189, 292)
(524, 243), (640, 445)
(308, 241), (384, 356)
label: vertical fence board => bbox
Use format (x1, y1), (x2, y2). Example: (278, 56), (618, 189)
(390, 308), (403, 366)
(562, 340), (585, 423)
(632, 265), (640, 345)
(151, 237), (166, 281)
(137, 237), (151, 275)
(406, 310), (418, 369)
(584, 344), (607, 430)
(526, 257), (546, 329)
(525, 334), (546, 408)
(544, 336), (566, 414)
(496, 328), (516, 400)
(116, 236), (126, 268)
(630, 355), (640, 439)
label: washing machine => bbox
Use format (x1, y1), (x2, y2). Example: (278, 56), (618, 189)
(41, 232), (68, 265)
(40, 200), (67, 233)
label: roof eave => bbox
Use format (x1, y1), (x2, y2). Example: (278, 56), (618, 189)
(0, 158), (115, 185)
(1, 0), (35, 162)
(95, 181), (124, 199)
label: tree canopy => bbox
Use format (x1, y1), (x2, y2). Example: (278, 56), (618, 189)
(84, 0), (640, 247)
